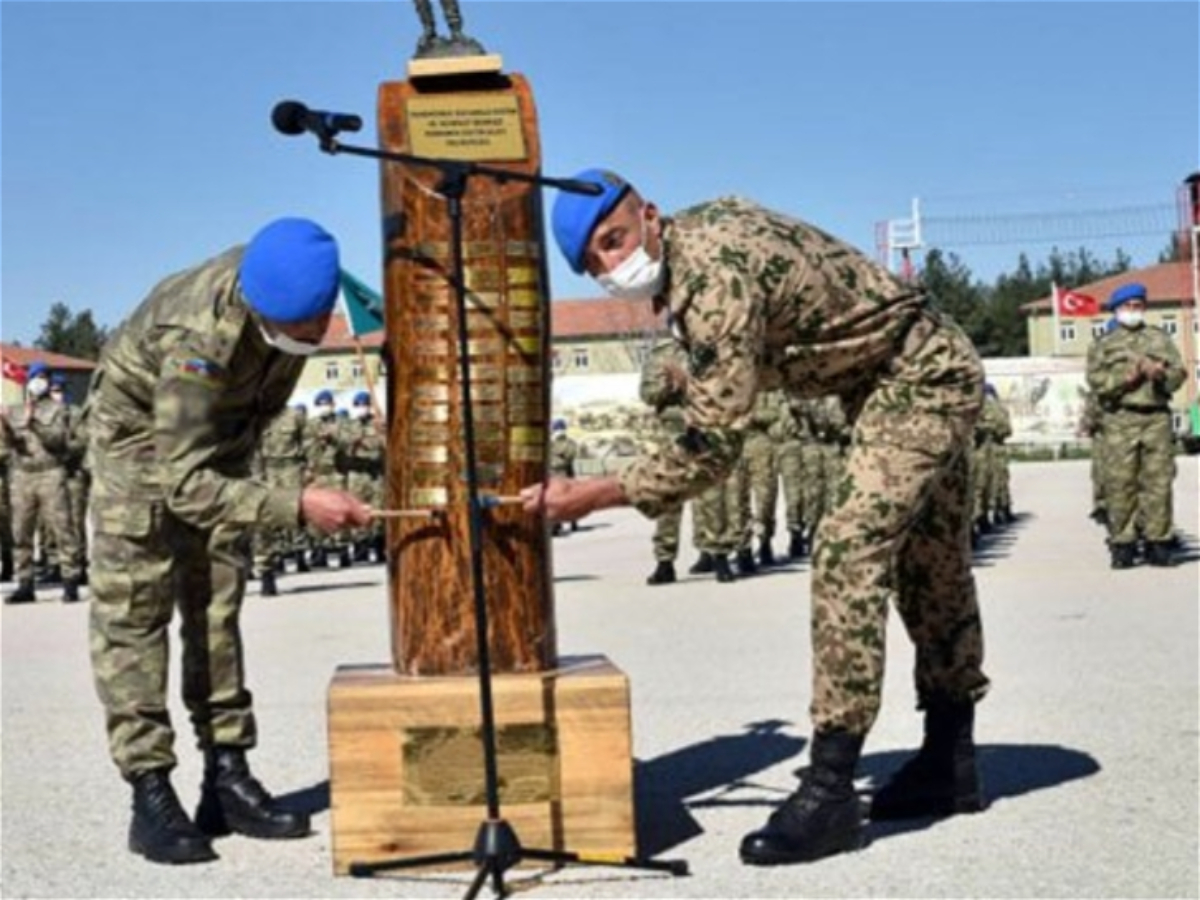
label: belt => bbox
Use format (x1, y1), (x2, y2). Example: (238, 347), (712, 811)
(1115, 405), (1169, 414)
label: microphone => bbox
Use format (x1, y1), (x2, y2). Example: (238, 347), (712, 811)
(272, 100), (362, 139)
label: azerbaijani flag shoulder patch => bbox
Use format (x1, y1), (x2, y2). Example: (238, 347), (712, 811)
(177, 357), (224, 388)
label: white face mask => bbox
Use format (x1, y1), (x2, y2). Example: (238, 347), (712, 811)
(1116, 308), (1144, 328)
(259, 322), (321, 356)
(595, 210), (665, 299)
(314, 403), (335, 418)
(351, 406), (371, 420)
(27, 377), (49, 398)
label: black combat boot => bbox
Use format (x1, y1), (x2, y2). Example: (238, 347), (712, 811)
(259, 570), (278, 597)
(1110, 543), (1137, 569)
(371, 534), (387, 564)
(1, 548), (13, 582)
(309, 548), (328, 569)
(194, 746), (311, 840)
(870, 697), (984, 820)
(646, 560), (676, 586)
(740, 730), (865, 866)
(128, 769), (217, 864)
(353, 540), (371, 563)
(5, 579), (36, 605)
(997, 506), (1015, 525)
(294, 551), (310, 574)
(37, 564), (63, 586)
(758, 539), (775, 568)
(788, 530), (807, 560)
(974, 514), (991, 535)
(337, 547), (353, 568)
(736, 548), (758, 576)
(713, 555), (737, 583)
(1145, 541), (1175, 568)
(62, 578), (81, 603)
(688, 552), (715, 575)
(78, 565), (89, 587)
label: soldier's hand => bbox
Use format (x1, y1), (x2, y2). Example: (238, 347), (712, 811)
(519, 475), (626, 523)
(300, 486), (372, 533)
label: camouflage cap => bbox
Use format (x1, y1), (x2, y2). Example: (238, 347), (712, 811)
(551, 169), (631, 274)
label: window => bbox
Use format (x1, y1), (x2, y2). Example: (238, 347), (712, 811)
(552, 350), (563, 370)
(351, 361), (364, 380)
(572, 347), (590, 370)
(1161, 318), (1178, 336)
(324, 361), (340, 381)
(1058, 323), (1076, 342)
(1172, 412), (1183, 433)
(1090, 320), (1108, 337)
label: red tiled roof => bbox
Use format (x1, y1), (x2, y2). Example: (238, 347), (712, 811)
(1021, 261), (1196, 314)
(0, 343), (97, 370)
(315, 296), (666, 352)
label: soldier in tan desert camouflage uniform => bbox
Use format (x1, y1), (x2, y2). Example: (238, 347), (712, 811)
(86, 218), (370, 866)
(526, 169), (989, 866)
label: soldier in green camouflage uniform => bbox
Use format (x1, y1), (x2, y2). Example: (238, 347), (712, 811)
(640, 340), (689, 585)
(549, 418), (579, 536)
(742, 389), (784, 566)
(84, 218), (370, 865)
(1, 362), (82, 604)
(971, 384), (1014, 533)
(1078, 388), (1109, 524)
(0, 422), (14, 582)
(52, 376), (92, 585)
(773, 396), (813, 560)
(1085, 283), (1185, 568)
(303, 390), (352, 568)
(251, 403), (309, 595)
(533, 170), (989, 865)
(344, 391), (386, 562)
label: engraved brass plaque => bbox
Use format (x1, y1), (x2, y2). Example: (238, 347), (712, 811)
(464, 267), (503, 291)
(468, 383), (503, 402)
(510, 426), (544, 445)
(414, 365), (452, 381)
(467, 339), (504, 356)
(411, 424), (450, 443)
(414, 384), (450, 402)
(402, 723), (556, 806)
(414, 315), (450, 333)
(414, 342), (451, 356)
(510, 445), (545, 463)
(470, 405), (504, 423)
(410, 487), (448, 507)
(506, 241), (541, 258)
(412, 241), (450, 257)
(506, 264), (539, 287)
(405, 94), (527, 163)
(411, 466), (447, 487)
(475, 442), (505, 463)
(508, 336), (541, 356)
(473, 424), (505, 442)
(509, 288), (540, 308)
(469, 365), (502, 382)
(508, 396), (545, 418)
(508, 310), (540, 329)
(467, 291), (502, 311)
(507, 368), (542, 384)
(475, 463), (505, 484)
(412, 445), (449, 464)
(415, 405), (450, 424)
(465, 241), (499, 258)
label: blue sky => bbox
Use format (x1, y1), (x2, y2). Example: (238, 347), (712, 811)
(2, 1), (1197, 346)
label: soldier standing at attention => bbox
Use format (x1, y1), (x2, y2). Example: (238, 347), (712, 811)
(1085, 282), (1185, 568)
(1, 362), (83, 604)
(548, 418), (579, 536)
(524, 169), (989, 865)
(86, 218), (371, 865)
(640, 339), (690, 585)
(0, 421), (14, 583)
(742, 389), (784, 567)
(251, 402), (309, 596)
(303, 390), (351, 568)
(344, 391), (386, 563)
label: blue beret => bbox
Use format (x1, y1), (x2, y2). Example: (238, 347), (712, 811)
(353, 390), (371, 405)
(983, 383), (997, 397)
(552, 418), (567, 431)
(1108, 282), (1147, 311)
(239, 218), (340, 323)
(27, 362), (49, 379)
(551, 168), (632, 274)
(314, 389), (334, 405)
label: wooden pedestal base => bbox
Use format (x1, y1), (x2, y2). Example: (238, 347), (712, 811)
(328, 655), (636, 874)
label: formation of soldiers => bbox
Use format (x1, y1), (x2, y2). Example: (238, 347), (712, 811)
(971, 383), (1016, 546)
(1, 371), (388, 603)
(1, 364), (89, 604)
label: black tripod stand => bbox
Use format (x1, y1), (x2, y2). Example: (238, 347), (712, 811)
(274, 101), (689, 899)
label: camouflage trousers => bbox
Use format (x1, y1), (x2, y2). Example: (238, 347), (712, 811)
(972, 441), (1008, 518)
(12, 467), (81, 581)
(1089, 432), (1108, 512)
(775, 439), (807, 533)
(652, 503), (684, 562)
(692, 458), (748, 556)
(741, 432), (779, 541)
(811, 319), (988, 735)
(0, 469), (13, 563)
(89, 481), (256, 780)
(1104, 408), (1175, 544)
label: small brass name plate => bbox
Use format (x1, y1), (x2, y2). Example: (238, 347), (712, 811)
(406, 94), (527, 162)
(402, 723), (557, 806)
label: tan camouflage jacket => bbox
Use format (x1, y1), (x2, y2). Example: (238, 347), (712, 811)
(87, 247), (306, 531)
(1086, 323), (1186, 411)
(618, 197), (923, 517)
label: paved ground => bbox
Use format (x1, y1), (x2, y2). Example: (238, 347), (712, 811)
(2, 458), (1197, 899)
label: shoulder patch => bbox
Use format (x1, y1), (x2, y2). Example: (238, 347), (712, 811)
(178, 357), (224, 388)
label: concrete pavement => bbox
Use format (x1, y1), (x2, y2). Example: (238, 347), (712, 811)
(2, 458), (1197, 898)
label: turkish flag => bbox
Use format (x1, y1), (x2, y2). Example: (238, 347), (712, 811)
(1055, 286), (1100, 318)
(1, 359), (28, 384)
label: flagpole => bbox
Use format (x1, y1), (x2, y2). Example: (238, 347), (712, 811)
(353, 337), (387, 438)
(1051, 281), (1061, 357)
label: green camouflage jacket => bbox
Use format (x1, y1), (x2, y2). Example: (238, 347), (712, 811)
(1086, 323), (1186, 411)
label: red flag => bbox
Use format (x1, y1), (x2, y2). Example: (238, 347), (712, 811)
(1054, 286), (1100, 318)
(1, 359), (27, 384)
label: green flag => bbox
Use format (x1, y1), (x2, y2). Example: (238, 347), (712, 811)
(339, 270), (384, 337)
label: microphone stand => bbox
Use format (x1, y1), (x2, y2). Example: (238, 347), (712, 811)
(293, 126), (689, 899)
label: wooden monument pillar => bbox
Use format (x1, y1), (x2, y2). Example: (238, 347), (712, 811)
(327, 50), (636, 874)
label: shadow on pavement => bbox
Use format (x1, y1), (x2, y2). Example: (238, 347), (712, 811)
(859, 742), (1101, 843)
(971, 512), (1031, 567)
(275, 779), (330, 816)
(634, 719), (805, 857)
(270, 580), (381, 596)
